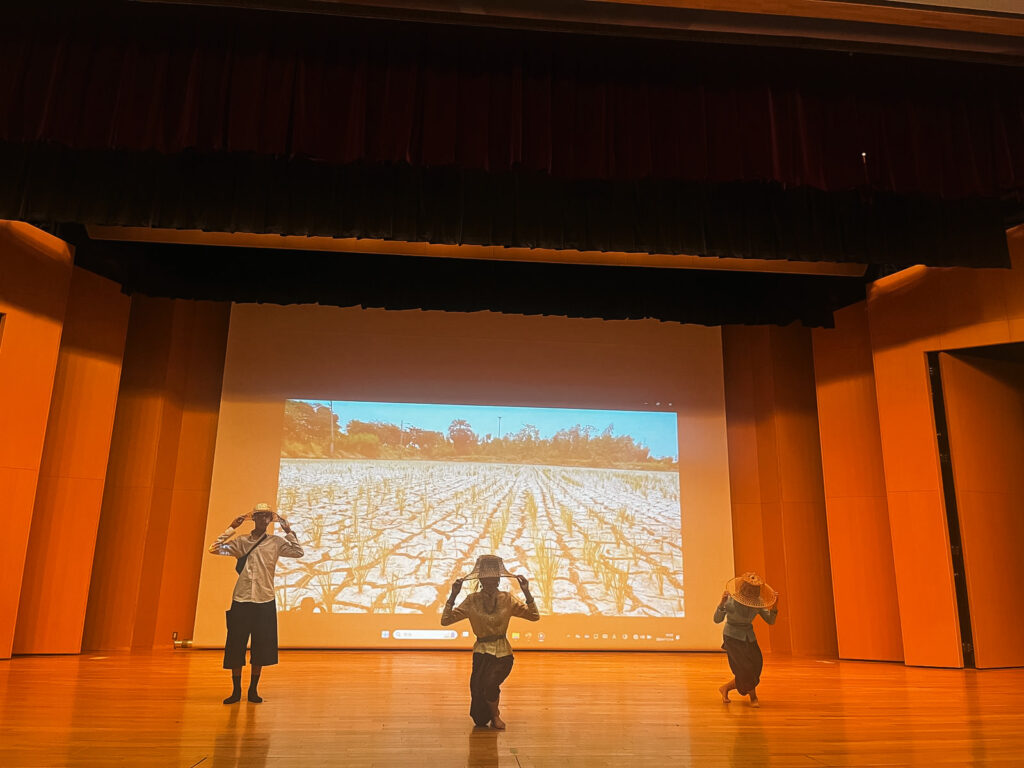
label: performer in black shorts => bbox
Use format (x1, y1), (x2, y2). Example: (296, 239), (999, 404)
(209, 503), (303, 704)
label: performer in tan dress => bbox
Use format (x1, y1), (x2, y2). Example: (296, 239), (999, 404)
(441, 555), (540, 729)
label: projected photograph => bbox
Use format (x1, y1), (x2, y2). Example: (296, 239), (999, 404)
(273, 400), (683, 618)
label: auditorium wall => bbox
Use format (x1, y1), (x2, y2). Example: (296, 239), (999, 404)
(4, 220), (1024, 666)
(14, 267), (130, 654)
(83, 297), (230, 652)
(0, 222), (73, 660)
(721, 324), (839, 658)
(808, 226), (1024, 668)
(811, 303), (903, 662)
(0, 231), (230, 656)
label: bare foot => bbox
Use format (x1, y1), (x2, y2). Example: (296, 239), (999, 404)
(749, 697), (760, 708)
(489, 716), (507, 730)
(718, 685), (731, 704)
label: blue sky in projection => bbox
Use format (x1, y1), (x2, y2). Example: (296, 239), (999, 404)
(296, 400), (679, 461)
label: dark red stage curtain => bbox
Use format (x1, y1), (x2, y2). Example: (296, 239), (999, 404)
(2, 4), (1023, 199)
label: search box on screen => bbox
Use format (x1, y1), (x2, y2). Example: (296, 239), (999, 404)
(392, 630), (459, 640)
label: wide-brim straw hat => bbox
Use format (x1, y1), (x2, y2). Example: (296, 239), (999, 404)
(726, 572), (777, 608)
(462, 554), (515, 581)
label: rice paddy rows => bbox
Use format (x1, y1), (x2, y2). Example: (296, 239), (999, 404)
(274, 459), (684, 617)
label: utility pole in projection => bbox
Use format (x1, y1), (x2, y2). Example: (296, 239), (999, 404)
(497, 416), (502, 440)
(329, 400), (335, 457)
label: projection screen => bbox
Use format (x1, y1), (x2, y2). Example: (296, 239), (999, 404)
(193, 303), (734, 651)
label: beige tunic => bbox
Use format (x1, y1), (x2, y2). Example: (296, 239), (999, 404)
(209, 527), (304, 603)
(441, 590), (540, 657)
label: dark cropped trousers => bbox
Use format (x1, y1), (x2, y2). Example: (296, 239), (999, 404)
(469, 652), (514, 726)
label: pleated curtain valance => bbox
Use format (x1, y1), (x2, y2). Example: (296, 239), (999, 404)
(3, 4), (1024, 199)
(63, 224), (869, 329)
(1, 143), (1009, 268)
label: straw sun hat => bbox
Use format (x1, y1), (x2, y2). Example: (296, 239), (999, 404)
(726, 572), (777, 609)
(462, 555), (516, 581)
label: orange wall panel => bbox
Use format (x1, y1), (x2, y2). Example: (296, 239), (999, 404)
(812, 301), (903, 662)
(14, 268), (130, 654)
(758, 499), (792, 653)
(83, 298), (230, 651)
(864, 229), (1024, 667)
(823, 496), (903, 657)
(155, 302), (230, 646)
(722, 324), (838, 658)
(131, 305), (192, 650)
(83, 298), (180, 651)
(722, 330), (763, 508)
(778, 499), (834, 656)
(887, 490), (962, 664)
(0, 221), (73, 659)
(147, 302), (230, 649)
(940, 353), (1024, 669)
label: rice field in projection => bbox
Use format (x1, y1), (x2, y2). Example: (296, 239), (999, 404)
(274, 460), (684, 617)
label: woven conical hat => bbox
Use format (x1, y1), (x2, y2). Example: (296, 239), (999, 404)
(463, 554), (515, 581)
(726, 572), (777, 609)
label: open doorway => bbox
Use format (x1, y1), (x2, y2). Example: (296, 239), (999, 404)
(929, 342), (1024, 669)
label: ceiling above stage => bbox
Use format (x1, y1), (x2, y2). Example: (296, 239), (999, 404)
(140, 0), (1024, 63)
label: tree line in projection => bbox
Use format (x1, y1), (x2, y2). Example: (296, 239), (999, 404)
(281, 401), (676, 470)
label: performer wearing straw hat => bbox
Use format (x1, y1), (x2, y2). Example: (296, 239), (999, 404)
(441, 554), (540, 729)
(714, 571), (779, 708)
(209, 503), (303, 704)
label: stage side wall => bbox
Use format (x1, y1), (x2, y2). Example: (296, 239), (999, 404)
(14, 268), (130, 654)
(149, 301), (231, 650)
(939, 352), (1024, 669)
(722, 324), (838, 658)
(721, 328), (772, 652)
(866, 226), (1024, 667)
(0, 221), (72, 659)
(82, 297), (229, 651)
(811, 302), (903, 662)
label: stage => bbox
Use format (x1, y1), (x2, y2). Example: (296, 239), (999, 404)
(1, 651), (1021, 767)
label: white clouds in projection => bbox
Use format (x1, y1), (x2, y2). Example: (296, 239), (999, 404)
(273, 400), (683, 618)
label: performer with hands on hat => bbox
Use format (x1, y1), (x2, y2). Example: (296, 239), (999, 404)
(209, 502), (303, 704)
(441, 555), (540, 729)
(714, 572), (779, 708)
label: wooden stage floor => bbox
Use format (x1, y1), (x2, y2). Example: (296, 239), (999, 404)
(1, 650), (1022, 767)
